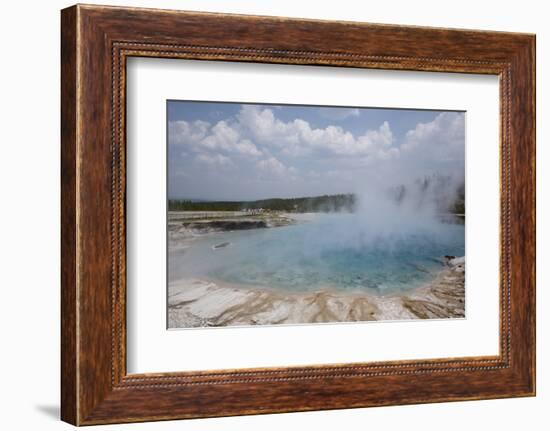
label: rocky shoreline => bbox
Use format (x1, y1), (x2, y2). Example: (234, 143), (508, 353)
(168, 256), (465, 328)
(168, 211), (298, 241)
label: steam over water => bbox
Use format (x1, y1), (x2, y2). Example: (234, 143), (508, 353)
(169, 212), (465, 294)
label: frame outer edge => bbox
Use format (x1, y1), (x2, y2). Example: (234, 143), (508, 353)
(61, 5), (79, 426)
(522, 34), (536, 395)
(531, 34), (536, 396)
(504, 35), (536, 396)
(527, 35), (536, 395)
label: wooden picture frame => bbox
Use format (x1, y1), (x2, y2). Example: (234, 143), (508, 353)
(61, 4), (535, 425)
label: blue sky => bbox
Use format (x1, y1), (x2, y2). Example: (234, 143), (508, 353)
(167, 101), (465, 201)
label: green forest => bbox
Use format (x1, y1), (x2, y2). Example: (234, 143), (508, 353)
(168, 193), (357, 213)
(169, 176), (465, 215)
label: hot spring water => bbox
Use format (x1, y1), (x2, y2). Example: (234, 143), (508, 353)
(168, 213), (465, 294)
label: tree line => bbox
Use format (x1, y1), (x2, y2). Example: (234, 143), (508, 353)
(168, 193), (358, 213)
(389, 174), (465, 214)
(169, 175), (465, 215)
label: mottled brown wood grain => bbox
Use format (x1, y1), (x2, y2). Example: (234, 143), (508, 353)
(61, 4), (535, 425)
(60, 5), (78, 425)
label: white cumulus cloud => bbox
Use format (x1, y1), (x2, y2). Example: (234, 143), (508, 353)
(169, 106), (402, 163)
(256, 156), (289, 178)
(401, 112), (465, 162)
(169, 119), (262, 157)
(235, 105), (397, 160)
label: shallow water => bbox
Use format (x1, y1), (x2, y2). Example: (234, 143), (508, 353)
(168, 213), (465, 295)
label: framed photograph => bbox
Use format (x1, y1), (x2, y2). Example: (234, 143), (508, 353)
(165, 100), (467, 329)
(61, 4), (535, 425)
